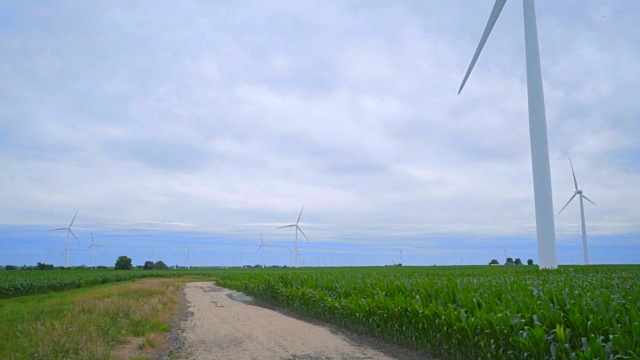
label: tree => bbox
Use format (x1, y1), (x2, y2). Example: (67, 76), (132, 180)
(505, 257), (514, 265)
(514, 258), (523, 265)
(489, 259), (500, 265)
(153, 261), (168, 270)
(37, 262), (54, 270)
(115, 256), (133, 270)
(143, 261), (154, 270)
(527, 259), (534, 265)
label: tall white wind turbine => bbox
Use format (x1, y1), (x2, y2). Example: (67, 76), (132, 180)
(277, 206), (309, 268)
(558, 159), (596, 265)
(49, 211), (80, 268)
(459, 0), (558, 269)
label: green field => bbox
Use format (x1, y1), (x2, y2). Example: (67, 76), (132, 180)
(0, 268), (189, 299)
(1, 265), (639, 359)
(216, 265), (640, 359)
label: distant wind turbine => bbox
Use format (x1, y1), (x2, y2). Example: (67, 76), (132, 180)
(256, 234), (273, 268)
(278, 246), (294, 267)
(277, 206), (309, 268)
(184, 243), (197, 269)
(459, 0), (558, 269)
(238, 252), (246, 268)
(558, 159), (596, 265)
(86, 233), (104, 269)
(396, 248), (403, 266)
(49, 211), (80, 268)
(169, 248), (179, 269)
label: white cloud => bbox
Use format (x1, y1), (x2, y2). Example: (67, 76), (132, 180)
(1, 1), (639, 265)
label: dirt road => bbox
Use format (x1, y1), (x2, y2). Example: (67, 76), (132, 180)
(178, 282), (433, 360)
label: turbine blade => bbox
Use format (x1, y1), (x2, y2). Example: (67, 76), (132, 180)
(69, 229), (81, 244)
(569, 158), (579, 190)
(582, 194), (597, 206)
(297, 226), (310, 241)
(277, 224), (295, 229)
(49, 227), (67, 231)
(69, 210), (79, 227)
(558, 194), (577, 214)
(458, 0), (507, 94)
(296, 206), (304, 224)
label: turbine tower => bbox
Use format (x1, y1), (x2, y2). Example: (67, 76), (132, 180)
(184, 243), (197, 269)
(256, 234), (273, 268)
(86, 233), (104, 269)
(558, 159), (596, 265)
(277, 206), (309, 268)
(169, 249), (179, 269)
(459, 0), (558, 269)
(49, 211), (80, 268)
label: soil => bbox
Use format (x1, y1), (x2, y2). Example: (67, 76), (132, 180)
(168, 282), (437, 360)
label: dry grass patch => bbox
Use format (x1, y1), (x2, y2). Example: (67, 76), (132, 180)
(0, 277), (185, 360)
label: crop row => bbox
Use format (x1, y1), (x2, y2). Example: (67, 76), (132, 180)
(0, 269), (189, 298)
(216, 266), (640, 360)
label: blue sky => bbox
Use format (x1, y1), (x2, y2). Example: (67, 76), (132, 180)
(1, 1), (638, 267)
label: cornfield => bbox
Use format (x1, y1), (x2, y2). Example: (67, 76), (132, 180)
(216, 266), (640, 359)
(0, 269), (184, 298)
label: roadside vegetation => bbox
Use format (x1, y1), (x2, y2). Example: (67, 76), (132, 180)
(0, 277), (186, 360)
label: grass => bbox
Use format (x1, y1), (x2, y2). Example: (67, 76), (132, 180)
(0, 277), (185, 360)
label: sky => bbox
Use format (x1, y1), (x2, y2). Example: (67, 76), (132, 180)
(1, 1), (639, 268)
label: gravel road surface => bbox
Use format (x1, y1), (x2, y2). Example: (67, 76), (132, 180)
(178, 282), (434, 360)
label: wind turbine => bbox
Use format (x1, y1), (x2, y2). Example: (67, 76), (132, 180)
(238, 252), (246, 268)
(277, 206), (309, 268)
(49, 211), (80, 268)
(396, 248), (403, 266)
(459, 0), (558, 269)
(256, 234), (273, 268)
(558, 159), (596, 265)
(184, 243), (197, 269)
(86, 233), (104, 269)
(169, 248), (179, 269)
(278, 246), (294, 267)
